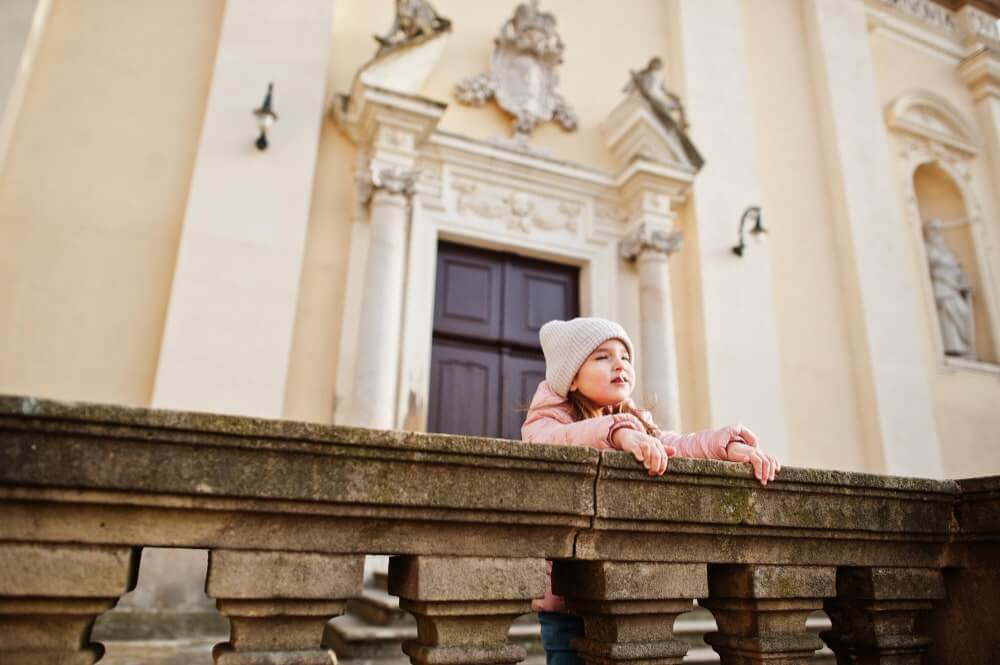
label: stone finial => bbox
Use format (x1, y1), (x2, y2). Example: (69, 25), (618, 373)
(620, 223), (683, 260)
(454, 0), (577, 139)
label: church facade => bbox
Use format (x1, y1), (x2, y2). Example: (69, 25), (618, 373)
(2, 0), (1000, 485)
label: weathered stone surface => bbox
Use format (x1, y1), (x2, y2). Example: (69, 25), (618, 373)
(554, 562), (706, 665)
(208, 551), (363, 599)
(207, 551), (361, 665)
(0, 544), (137, 596)
(389, 557), (542, 665)
(923, 567), (1000, 665)
(707, 564), (835, 600)
(701, 566), (835, 664)
(388, 556), (545, 602)
(833, 567), (944, 601)
(0, 544), (138, 665)
(553, 561), (706, 600)
(821, 567), (945, 665)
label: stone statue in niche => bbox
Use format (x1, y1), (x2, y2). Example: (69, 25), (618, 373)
(375, 0), (451, 55)
(454, 0), (577, 140)
(924, 218), (976, 359)
(624, 57), (704, 170)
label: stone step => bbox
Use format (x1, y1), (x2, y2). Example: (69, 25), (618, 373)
(347, 586), (409, 626)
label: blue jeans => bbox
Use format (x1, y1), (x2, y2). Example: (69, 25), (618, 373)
(538, 611), (585, 665)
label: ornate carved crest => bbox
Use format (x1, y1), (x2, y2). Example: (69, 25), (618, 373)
(454, 0), (577, 139)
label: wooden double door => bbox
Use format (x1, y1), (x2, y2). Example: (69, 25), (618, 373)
(428, 242), (579, 440)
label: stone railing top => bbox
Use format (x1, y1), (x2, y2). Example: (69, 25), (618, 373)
(1, 394), (996, 568)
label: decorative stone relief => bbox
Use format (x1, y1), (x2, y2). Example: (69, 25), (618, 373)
(359, 165), (418, 205)
(620, 223), (683, 260)
(452, 180), (579, 233)
(454, 0), (577, 139)
(924, 218), (977, 359)
(956, 5), (1000, 40)
(375, 0), (451, 55)
(875, 0), (957, 32)
(898, 136), (974, 183)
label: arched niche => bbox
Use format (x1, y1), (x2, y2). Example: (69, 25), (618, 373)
(888, 89), (1000, 369)
(913, 162), (996, 363)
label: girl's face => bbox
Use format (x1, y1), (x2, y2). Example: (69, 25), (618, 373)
(568, 339), (634, 407)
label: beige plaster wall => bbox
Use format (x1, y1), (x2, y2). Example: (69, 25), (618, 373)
(868, 31), (1000, 477)
(0, 0), (225, 405)
(742, 0), (869, 472)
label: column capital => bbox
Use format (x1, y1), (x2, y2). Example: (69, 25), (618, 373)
(959, 45), (1000, 101)
(620, 223), (682, 260)
(359, 164), (418, 206)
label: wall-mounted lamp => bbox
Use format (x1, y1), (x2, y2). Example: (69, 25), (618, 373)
(732, 205), (766, 257)
(252, 82), (278, 151)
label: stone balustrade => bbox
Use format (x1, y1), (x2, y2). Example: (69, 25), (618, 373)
(0, 395), (997, 664)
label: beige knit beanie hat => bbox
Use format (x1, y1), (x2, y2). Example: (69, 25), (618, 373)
(539, 317), (635, 398)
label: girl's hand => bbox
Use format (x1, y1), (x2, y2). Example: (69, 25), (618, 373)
(725, 442), (780, 485)
(613, 428), (677, 476)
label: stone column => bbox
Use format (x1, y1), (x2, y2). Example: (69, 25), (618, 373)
(959, 44), (1000, 211)
(206, 550), (363, 665)
(801, 0), (942, 477)
(821, 567), (945, 665)
(349, 166), (417, 430)
(700, 564), (835, 664)
(553, 560), (707, 665)
(0, 543), (138, 665)
(387, 555), (546, 665)
(621, 225), (683, 432)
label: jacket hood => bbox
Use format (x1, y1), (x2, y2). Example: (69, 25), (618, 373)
(527, 381), (568, 412)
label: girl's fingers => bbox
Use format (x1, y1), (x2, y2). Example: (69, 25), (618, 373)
(749, 453), (764, 483)
(664, 445), (678, 457)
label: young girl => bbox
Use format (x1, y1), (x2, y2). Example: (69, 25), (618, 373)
(523, 317), (780, 665)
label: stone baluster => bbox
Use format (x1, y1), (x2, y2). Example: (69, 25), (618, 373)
(820, 567), (945, 664)
(0, 542), (138, 665)
(207, 549), (364, 665)
(387, 555), (546, 665)
(552, 560), (707, 665)
(699, 564), (835, 664)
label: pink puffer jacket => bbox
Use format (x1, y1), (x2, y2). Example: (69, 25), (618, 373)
(521, 380), (732, 612)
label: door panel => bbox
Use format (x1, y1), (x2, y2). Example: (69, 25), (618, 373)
(503, 258), (578, 348)
(433, 244), (503, 342)
(428, 243), (578, 439)
(428, 341), (500, 437)
(500, 352), (547, 440)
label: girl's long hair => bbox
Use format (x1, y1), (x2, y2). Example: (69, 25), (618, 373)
(565, 389), (658, 435)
